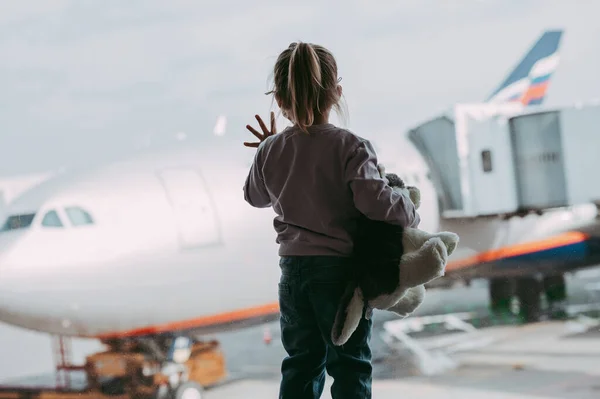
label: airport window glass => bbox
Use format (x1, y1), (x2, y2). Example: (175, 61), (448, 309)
(0, 213), (36, 232)
(65, 206), (94, 226)
(41, 210), (63, 228)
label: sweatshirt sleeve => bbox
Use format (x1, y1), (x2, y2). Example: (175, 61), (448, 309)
(243, 144), (272, 208)
(345, 139), (420, 227)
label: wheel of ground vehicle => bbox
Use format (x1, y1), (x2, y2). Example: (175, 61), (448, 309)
(543, 274), (568, 319)
(173, 381), (204, 399)
(516, 276), (542, 322)
(489, 277), (514, 316)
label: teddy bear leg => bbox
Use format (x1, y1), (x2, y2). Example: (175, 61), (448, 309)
(365, 305), (374, 320)
(387, 285), (426, 317)
(399, 237), (448, 288)
(331, 286), (366, 346)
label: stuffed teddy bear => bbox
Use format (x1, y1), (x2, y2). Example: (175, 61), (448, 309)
(331, 165), (460, 346)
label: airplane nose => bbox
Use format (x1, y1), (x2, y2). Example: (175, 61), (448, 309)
(0, 248), (46, 333)
(0, 234), (22, 278)
(0, 230), (26, 255)
(0, 231), (35, 297)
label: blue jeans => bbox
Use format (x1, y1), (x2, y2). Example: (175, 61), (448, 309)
(278, 256), (373, 399)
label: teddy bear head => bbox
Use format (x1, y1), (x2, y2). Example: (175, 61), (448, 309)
(377, 164), (421, 209)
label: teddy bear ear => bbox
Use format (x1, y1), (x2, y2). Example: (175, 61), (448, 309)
(408, 186), (421, 208)
(386, 173), (404, 188)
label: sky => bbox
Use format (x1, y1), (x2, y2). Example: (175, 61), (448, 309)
(1, 0), (599, 175)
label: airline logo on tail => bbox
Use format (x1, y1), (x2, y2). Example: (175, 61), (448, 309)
(486, 30), (563, 107)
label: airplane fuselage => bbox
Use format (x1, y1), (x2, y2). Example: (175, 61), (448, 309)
(0, 143), (284, 338)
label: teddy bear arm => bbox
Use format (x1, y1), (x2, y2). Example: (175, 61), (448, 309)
(387, 285), (426, 317)
(399, 237), (447, 288)
(402, 228), (438, 252)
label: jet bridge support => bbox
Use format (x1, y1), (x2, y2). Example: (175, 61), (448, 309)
(381, 312), (495, 376)
(52, 335), (85, 391)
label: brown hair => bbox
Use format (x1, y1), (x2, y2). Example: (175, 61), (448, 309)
(267, 42), (347, 132)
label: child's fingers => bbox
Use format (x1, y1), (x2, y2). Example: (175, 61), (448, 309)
(246, 125), (263, 140)
(255, 114), (269, 135)
(270, 111), (277, 134)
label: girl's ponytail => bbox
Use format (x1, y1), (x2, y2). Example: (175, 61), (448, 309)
(288, 42), (323, 132)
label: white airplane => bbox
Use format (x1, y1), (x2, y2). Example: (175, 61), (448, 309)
(0, 141), (286, 339)
(0, 28), (599, 386)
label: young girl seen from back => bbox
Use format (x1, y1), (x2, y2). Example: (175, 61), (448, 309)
(243, 42), (420, 399)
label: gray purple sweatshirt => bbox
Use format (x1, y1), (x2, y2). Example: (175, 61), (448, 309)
(243, 123), (421, 257)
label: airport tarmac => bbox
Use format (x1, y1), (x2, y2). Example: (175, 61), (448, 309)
(205, 319), (600, 398)
(1, 268), (599, 398)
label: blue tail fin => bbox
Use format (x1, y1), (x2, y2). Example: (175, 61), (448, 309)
(486, 30), (563, 107)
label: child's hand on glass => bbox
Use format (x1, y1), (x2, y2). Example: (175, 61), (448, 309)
(244, 112), (277, 148)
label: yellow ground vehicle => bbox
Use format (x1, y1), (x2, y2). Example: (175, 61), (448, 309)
(0, 337), (227, 399)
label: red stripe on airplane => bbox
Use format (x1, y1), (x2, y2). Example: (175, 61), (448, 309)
(446, 231), (589, 272)
(96, 302), (280, 339)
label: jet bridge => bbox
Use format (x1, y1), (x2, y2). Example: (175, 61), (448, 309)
(408, 102), (600, 219)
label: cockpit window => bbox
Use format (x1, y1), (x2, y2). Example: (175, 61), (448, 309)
(0, 213), (36, 232)
(41, 210), (63, 228)
(65, 206), (94, 226)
